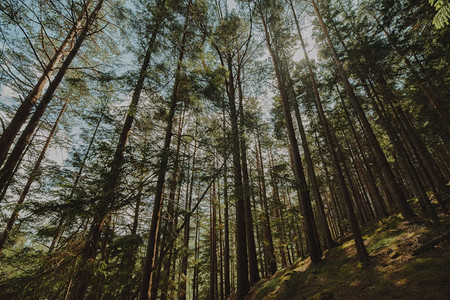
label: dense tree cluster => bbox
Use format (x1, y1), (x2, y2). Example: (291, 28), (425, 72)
(0, 0), (448, 299)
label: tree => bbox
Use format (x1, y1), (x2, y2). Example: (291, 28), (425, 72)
(140, 2), (192, 299)
(429, 0), (450, 28)
(0, 0), (105, 199)
(258, 0), (322, 265)
(0, 0), (448, 298)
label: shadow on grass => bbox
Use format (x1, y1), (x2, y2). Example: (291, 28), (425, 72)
(247, 215), (450, 300)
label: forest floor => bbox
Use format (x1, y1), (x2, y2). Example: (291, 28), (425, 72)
(246, 213), (450, 300)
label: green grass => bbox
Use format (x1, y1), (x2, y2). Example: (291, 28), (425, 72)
(247, 216), (450, 300)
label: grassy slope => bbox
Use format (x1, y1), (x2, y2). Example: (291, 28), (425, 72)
(247, 215), (450, 300)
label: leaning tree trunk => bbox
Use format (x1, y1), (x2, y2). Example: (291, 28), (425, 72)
(367, 81), (440, 223)
(374, 76), (448, 213)
(289, 0), (368, 262)
(291, 93), (336, 249)
(0, 2), (89, 165)
(156, 109), (186, 300)
(373, 15), (450, 137)
(0, 0), (105, 201)
(68, 10), (162, 298)
(334, 86), (388, 218)
(0, 126), (40, 202)
(0, 101), (67, 253)
(310, 0), (416, 221)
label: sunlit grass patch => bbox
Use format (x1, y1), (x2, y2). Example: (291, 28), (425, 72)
(248, 215), (450, 300)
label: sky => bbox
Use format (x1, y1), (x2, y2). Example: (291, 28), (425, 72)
(0, 0), (320, 166)
(228, 0), (237, 10)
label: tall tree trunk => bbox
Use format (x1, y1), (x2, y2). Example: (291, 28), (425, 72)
(0, 125), (40, 202)
(218, 176), (225, 300)
(139, 5), (190, 299)
(367, 81), (440, 223)
(255, 158), (269, 276)
(289, 0), (368, 262)
(209, 180), (217, 300)
(310, 0), (416, 221)
(69, 9), (161, 298)
(225, 50), (249, 298)
(334, 86), (388, 218)
(222, 113), (231, 299)
(179, 133), (197, 300)
(249, 164), (267, 278)
(237, 65), (260, 283)
(292, 98), (336, 249)
(156, 108), (186, 300)
(315, 135), (345, 237)
(345, 142), (377, 220)
(268, 148), (288, 268)
(192, 207), (200, 300)
(259, 4), (322, 264)
(255, 127), (277, 275)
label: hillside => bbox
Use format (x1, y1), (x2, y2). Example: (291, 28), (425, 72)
(247, 216), (450, 300)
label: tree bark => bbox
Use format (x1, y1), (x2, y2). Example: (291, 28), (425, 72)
(237, 64), (260, 283)
(179, 133), (197, 300)
(0, 2), (87, 165)
(139, 5), (190, 299)
(310, 0), (416, 221)
(225, 50), (249, 298)
(255, 127), (277, 275)
(0, 100), (67, 253)
(259, 4), (322, 264)
(268, 148), (288, 268)
(0, 0), (105, 199)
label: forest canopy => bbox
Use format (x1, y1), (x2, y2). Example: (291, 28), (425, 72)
(0, 0), (449, 299)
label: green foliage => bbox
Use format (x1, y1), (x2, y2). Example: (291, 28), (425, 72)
(0, 0), (448, 298)
(429, 0), (450, 28)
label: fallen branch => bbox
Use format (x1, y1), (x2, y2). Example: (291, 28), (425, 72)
(412, 230), (450, 255)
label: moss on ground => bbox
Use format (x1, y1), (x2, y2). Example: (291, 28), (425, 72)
(247, 214), (450, 300)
